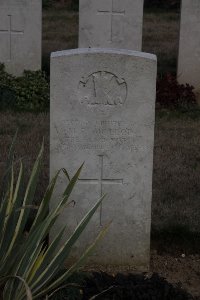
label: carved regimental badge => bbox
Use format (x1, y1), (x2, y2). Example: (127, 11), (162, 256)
(78, 71), (127, 106)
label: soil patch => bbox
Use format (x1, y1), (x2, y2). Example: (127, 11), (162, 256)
(151, 253), (200, 299)
(57, 252), (200, 300)
(80, 272), (194, 300)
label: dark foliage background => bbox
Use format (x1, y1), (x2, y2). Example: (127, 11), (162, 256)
(0, 64), (49, 112)
(157, 74), (197, 109)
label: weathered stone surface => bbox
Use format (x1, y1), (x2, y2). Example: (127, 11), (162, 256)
(0, 0), (41, 76)
(178, 0), (200, 102)
(50, 48), (157, 271)
(79, 0), (144, 50)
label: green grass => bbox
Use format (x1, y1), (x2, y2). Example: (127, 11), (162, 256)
(152, 110), (200, 234)
(0, 110), (200, 239)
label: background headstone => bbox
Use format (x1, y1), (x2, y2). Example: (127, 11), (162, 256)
(50, 48), (157, 271)
(0, 0), (42, 76)
(178, 0), (200, 102)
(79, 0), (144, 50)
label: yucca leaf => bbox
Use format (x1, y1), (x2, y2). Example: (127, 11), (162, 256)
(0, 164), (28, 275)
(23, 242), (45, 282)
(0, 186), (23, 272)
(4, 163), (24, 258)
(31, 195), (105, 294)
(12, 161), (24, 206)
(35, 221), (110, 298)
(62, 168), (71, 182)
(29, 170), (61, 234)
(0, 206), (17, 267)
(29, 164), (83, 240)
(14, 222), (48, 278)
(2, 275), (32, 300)
(28, 247), (46, 283)
(0, 246), (21, 277)
(29, 228), (66, 285)
(6, 166), (14, 216)
(66, 221), (111, 275)
(0, 137), (108, 300)
(0, 194), (10, 253)
(15, 244), (45, 300)
(26, 165), (86, 260)
(19, 220), (62, 282)
(14, 206), (65, 280)
(62, 164), (84, 201)
(0, 130), (18, 202)
(12, 142), (44, 250)
(19, 229), (66, 300)
(0, 167), (16, 256)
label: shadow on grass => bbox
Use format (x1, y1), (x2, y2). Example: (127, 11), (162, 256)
(152, 224), (200, 255)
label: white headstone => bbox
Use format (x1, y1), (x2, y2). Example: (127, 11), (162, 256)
(79, 0), (144, 51)
(178, 0), (200, 102)
(50, 48), (157, 272)
(0, 0), (42, 76)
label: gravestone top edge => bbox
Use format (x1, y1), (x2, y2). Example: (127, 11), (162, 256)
(51, 48), (157, 62)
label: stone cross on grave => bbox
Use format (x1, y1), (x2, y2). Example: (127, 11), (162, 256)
(0, 15), (24, 61)
(79, 155), (123, 226)
(97, 0), (125, 42)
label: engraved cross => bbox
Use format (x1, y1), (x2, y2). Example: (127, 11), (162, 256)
(97, 0), (125, 42)
(0, 15), (24, 61)
(79, 155), (123, 226)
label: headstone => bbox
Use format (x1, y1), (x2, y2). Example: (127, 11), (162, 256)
(0, 0), (42, 76)
(79, 0), (144, 51)
(178, 0), (200, 102)
(50, 48), (157, 271)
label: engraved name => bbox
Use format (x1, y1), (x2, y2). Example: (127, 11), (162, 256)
(54, 119), (148, 152)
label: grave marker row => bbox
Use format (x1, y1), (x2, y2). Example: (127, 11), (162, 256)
(0, 0), (144, 75)
(1, 0), (200, 102)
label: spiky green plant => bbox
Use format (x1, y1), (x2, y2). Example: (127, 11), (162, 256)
(0, 135), (107, 299)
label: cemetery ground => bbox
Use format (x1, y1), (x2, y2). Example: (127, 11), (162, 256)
(1, 110), (200, 299)
(1, 3), (200, 300)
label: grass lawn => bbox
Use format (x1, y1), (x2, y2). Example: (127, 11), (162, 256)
(1, 110), (200, 237)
